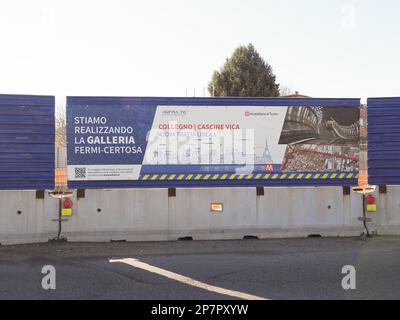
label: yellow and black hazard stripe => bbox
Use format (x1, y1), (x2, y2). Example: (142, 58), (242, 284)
(140, 173), (358, 181)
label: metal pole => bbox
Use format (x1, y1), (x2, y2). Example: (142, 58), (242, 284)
(362, 193), (371, 237)
(57, 198), (62, 240)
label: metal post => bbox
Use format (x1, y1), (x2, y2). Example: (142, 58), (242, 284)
(57, 198), (62, 240)
(362, 193), (371, 237)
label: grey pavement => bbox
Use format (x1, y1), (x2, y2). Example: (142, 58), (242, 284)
(0, 237), (400, 300)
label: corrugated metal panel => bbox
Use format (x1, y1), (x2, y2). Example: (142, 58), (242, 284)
(68, 96), (360, 189)
(368, 97), (400, 185)
(0, 94), (55, 190)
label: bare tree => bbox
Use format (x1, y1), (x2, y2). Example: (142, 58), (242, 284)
(279, 85), (294, 97)
(55, 111), (67, 147)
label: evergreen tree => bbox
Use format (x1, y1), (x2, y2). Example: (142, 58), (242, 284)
(208, 44), (280, 97)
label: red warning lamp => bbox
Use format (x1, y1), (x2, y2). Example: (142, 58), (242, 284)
(63, 198), (73, 209)
(365, 195), (377, 212)
(366, 195), (376, 205)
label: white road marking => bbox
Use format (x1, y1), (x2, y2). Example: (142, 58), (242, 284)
(110, 258), (269, 300)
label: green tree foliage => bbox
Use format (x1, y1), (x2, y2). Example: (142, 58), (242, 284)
(208, 44), (280, 97)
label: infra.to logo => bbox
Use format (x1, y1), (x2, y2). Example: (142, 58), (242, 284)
(162, 110), (187, 116)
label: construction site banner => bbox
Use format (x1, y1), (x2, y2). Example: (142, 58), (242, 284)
(67, 97), (360, 189)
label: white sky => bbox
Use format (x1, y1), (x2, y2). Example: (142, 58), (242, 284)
(1, 0), (399, 106)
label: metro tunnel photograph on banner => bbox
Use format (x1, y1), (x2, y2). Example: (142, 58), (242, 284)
(279, 105), (359, 174)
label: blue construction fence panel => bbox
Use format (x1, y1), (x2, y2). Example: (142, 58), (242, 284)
(0, 94), (55, 190)
(67, 97), (360, 189)
(368, 97), (400, 185)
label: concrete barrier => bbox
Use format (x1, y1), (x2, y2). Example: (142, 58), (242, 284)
(257, 187), (364, 238)
(368, 186), (400, 235)
(60, 187), (367, 242)
(0, 191), (58, 245)
(169, 188), (257, 240)
(1, 186), (399, 245)
(62, 189), (169, 242)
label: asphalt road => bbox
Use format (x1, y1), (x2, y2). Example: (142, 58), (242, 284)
(1, 236), (400, 300)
